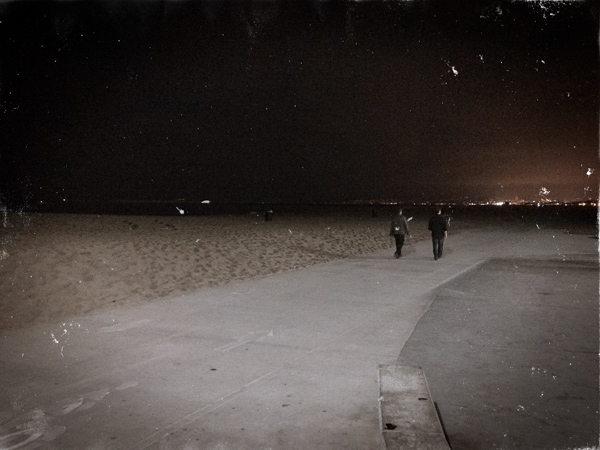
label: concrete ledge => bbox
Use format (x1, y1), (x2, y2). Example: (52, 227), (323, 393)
(378, 365), (451, 450)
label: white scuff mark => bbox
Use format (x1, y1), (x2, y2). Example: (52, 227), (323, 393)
(407, 217), (413, 222)
(115, 381), (139, 391)
(288, 229), (292, 234)
(82, 387), (111, 401)
(201, 200), (211, 204)
(536, 224), (540, 229)
(196, 239), (200, 242)
(176, 206), (185, 215)
(517, 405), (525, 411)
(214, 330), (274, 352)
(586, 168), (594, 177)
(0, 430), (44, 448)
(478, 54), (484, 62)
(102, 319), (151, 333)
(58, 398), (84, 415)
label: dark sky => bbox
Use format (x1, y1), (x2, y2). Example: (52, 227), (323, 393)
(0, 0), (598, 207)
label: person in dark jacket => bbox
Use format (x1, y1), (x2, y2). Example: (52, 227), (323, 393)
(428, 208), (448, 260)
(390, 208), (410, 258)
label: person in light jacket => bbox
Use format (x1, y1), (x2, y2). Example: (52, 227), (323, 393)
(390, 208), (410, 258)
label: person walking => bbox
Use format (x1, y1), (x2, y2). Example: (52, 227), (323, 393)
(390, 208), (410, 258)
(428, 208), (448, 260)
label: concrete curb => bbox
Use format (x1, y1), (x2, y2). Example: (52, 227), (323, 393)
(378, 365), (451, 450)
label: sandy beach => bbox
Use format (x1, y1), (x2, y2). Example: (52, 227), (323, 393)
(0, 211), (428, 330)
(0, 207), (595, 331)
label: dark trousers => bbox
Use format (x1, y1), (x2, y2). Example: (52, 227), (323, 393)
(394, 234), (405, 255)
(432, 237), (445, 259)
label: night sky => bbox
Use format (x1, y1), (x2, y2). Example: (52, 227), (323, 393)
(0, 0), (598, 208)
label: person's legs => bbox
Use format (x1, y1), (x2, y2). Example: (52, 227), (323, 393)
(394, 234), (405, 258)
(437, 237), (445, 258)
(432, 238), (439, 260)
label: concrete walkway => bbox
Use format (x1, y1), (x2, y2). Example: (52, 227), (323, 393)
(398, 230), (599, 449)
(0, 227), (597, 449)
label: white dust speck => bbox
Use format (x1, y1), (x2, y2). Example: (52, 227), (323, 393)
(442, 59), (459, 77)
(176, 206), (185, 215)
(586, 168), (594, 177)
